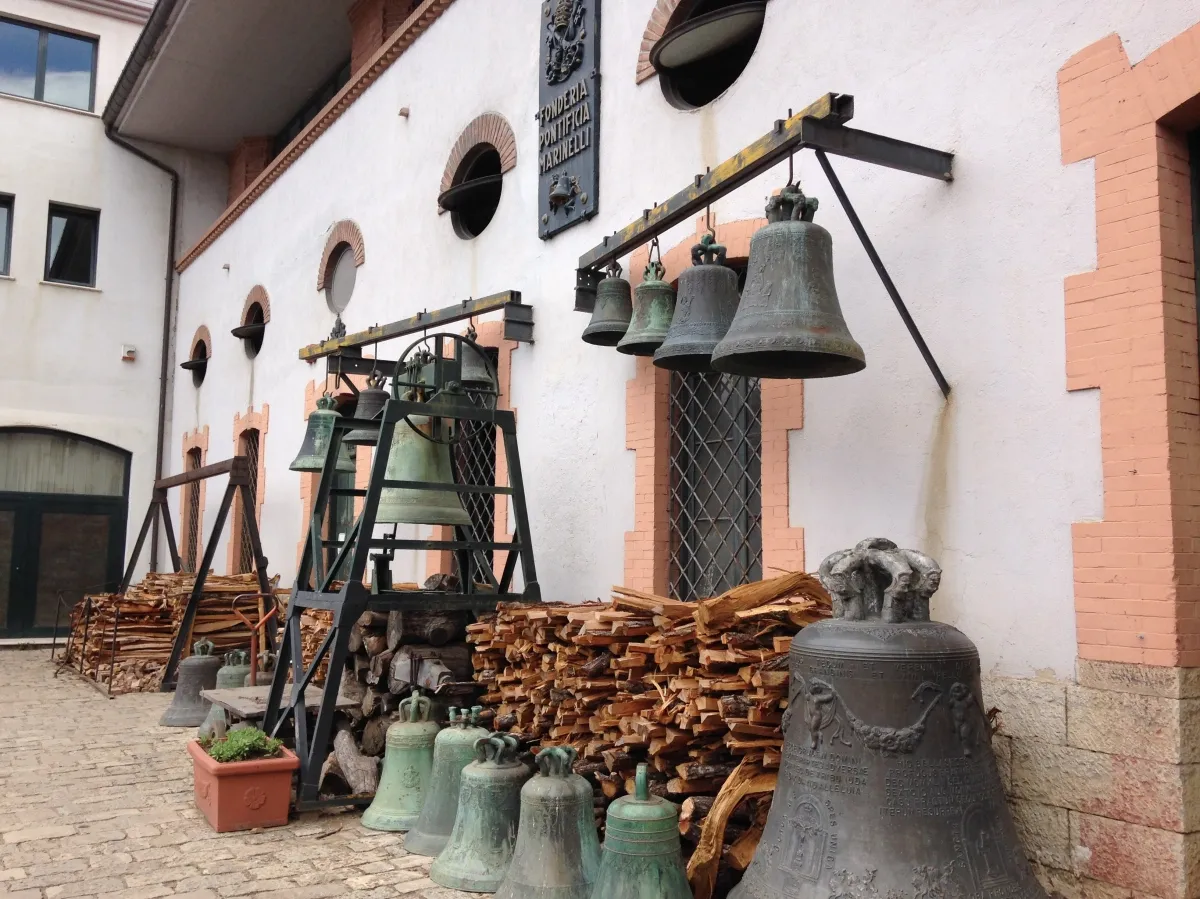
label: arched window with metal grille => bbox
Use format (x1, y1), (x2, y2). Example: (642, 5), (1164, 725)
(235, 429), (260, 574)
(182, 449), (202, 573)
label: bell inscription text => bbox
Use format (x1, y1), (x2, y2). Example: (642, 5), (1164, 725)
(730, 539), (1048, 899)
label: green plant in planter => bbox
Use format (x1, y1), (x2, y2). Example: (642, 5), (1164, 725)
(201, 727), (283, 763)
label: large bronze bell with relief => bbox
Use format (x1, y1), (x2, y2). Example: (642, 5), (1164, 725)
(374, 412), (472, 527)
(405, 706), (490, 857)
(712, 183), (865, 379)
(617, 259), (676, 356)
(653, 233), (740, 372)
(289, 392), (356, 472)
(362, 690), (440, 832)
(731, 539), (1046, 899)
(581, 262), (633, 346)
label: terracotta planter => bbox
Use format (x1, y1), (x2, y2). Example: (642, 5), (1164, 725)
(187, 740), (298, 832)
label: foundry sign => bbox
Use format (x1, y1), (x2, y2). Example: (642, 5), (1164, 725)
(538, 0), (599, 240)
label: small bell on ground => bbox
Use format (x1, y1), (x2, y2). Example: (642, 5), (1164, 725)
(430, 734), (531, 893)
(730, 539), (1045, 899)
(712, 183), (865, 379)
(581, 262), (633, 347)
(197, 650), (252, 740)
(405, 706), (490, 857)
(653, 233), (740, 372)
(495, 745), (601, 899)
(159, 639), (221, 728)
(290, 393), (356, 472)
(618, 259), (676, 357)
(589, 763), (691, 899)
(362, 690), (440, 832)
(344, 373), (390, 445)
(374, 413), (472, 527)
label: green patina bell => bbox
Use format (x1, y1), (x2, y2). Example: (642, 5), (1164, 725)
(405, 706), (489, 857)
(588, 763), (691, 899)
(362, 690), (440, 832)
(197, 650), (252, 740)
(617, 260), (676, 357)
(581, 262), (633, 347)
(430, 734), (531, 893)
(495, 746), (601, 899)
(159, 638), (221, 728)
(289, 392), (355, 473)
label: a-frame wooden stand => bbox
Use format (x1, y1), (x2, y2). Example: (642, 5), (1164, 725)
(120, 455), (273, 689)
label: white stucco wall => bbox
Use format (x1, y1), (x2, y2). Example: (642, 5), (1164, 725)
(0, 0), (168, 580)
(169, 1), (1200, 678)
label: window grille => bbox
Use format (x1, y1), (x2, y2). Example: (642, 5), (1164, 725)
(668, 370), (763, 601)
(183, 449), (201, 573)
(236, 430), (260, 574)
(327, 446), (357, 582)
(450, 347), (499, 586)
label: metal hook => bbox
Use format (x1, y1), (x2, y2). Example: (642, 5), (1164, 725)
(649, 235), (662, 267)
(705, 205), (715, 238)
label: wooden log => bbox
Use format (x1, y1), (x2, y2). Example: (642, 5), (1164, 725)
(333, 726), (379, 795)
(361, 715), (390, 757)
(686, 762), (776, 899)
(357, 611), (390, 629)
(387, 610), (468, 649)
(362, 632), (388, 657)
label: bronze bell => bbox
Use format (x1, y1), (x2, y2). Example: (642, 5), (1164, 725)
(362, 690), (440, 832)
(581, 262), (632, 347)
(344, 373), (390, 445)
(459, 333), (496, 390)
(289, 392), (356, 473)
(617, 259), (676, 357)
(405, 706), (490, 857)
(653, 233), (740, 372)
(712, 183), (865, 379)
(198, 650), (252, 739)
(159, 639), (221, 727)
(731, 539), (1046, 899)
(374, 413), (472, 527)
(430, 734), (531, 893)
(495, 746), (601, 899)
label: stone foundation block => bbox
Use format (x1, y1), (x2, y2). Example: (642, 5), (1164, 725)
(1011, 799), (1071, 869)
(985, 676), (1068, 744)
(1011, 739), (1199, 832)
(1078, 660), (1200, 700)
(1031, 862), (1134, 899)
(995, 733), (1013, 793)
(1070, 811), (1200, 899)
(1067, 686), (1200, 764)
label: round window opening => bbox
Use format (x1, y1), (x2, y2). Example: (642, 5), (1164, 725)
(652, 1), (765, 110)
(236, 302), (266, 359)
(442, 144), (503, 239)
(325, 243), (357, 314)
(187, 340), (208, 387)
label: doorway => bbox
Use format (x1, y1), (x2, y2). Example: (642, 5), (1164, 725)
(0, 429), (129, 638)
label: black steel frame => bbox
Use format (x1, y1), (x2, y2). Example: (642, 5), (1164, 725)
(120, 455), (273, 688)
(574, 92), (955, 397)
(263, 391), (539, 809)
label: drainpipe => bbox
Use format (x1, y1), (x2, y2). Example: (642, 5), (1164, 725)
(105, 125), (179, 573)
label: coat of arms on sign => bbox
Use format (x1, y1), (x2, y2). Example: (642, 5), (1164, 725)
(545, 0), (586, 84)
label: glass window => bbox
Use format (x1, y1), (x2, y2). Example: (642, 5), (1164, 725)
(325, 243), (356, 313)
(43, 31), (95, 110)
(45, 203), (99, 286)
(0, 195), (12, 276)
(0, 19), (39, 101)
(0, 17), (96, 112)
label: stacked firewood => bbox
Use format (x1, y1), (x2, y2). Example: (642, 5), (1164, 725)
(63, 572), (280, 693)
(467, 572), (830, 899)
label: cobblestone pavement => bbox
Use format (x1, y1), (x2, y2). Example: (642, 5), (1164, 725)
(0, 650), (477, 899)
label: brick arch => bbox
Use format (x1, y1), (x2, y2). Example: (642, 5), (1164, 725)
(241, 285), (271, 324)
(189, 325), (212, 360)
(438, 112), (518, 213)
(316, 220), (366, 291)
(621, 212), (804, 596)
(1057, 24), (1200, 668)
(636, 0), (773, 85)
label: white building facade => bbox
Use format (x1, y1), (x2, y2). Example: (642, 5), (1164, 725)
(105, 2), (1200, 893)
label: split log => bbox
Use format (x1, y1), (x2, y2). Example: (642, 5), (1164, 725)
(686, 762), (777, 899)
(357, 611), (389, 629)
(387, 609), (468, 649)
(362, 632), (388, 657)
(333, 726), (380, 795)
(360, 715), (391, 757)
(318, 752), (351, 796)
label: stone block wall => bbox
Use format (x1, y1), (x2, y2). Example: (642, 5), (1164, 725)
(984, 662), (1200, 899)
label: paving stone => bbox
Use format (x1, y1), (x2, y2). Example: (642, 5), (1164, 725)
(0, 651), (477, 899)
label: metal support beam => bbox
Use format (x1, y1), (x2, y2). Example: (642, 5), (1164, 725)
(298, 290), (532, 361)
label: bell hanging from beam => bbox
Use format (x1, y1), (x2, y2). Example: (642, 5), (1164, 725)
(458, 330), (496, 390)
(581, 261), (632, 346)
(374, 413), (472, 527)
(289, 393), (356, 473)
(712, 183), (865, 379)
(652, 233), (740, 372)
(343, 373), (391, 446)
(494, 746), (601, 899)
(617, 258), (676, 357)
(730, 539), (1046, 899)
